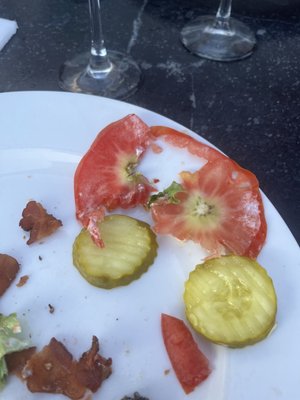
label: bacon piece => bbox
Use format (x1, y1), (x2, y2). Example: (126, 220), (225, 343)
(23, 338), (83, 399)
(0, 253), (20, 296)
(76, 336), (112, 392)
(6, 347), (37, 379)
(19, 201), (62, 245)
(23, 337), (112, 400)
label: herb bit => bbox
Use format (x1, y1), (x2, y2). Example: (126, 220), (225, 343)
(147, 181), (183, 208)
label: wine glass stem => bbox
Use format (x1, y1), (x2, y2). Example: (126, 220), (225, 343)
(88, 0), (112, 74)
(215, 0), (232, 30)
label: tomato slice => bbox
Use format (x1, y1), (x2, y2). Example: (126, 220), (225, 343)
(74, 114), (155, 246)
(161, 313), (211, 394)
(150, 125), (227, 163)
(151, 158), (267, 258)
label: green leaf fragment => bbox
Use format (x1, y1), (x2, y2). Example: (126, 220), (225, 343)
(147, 181), (184, 207)
(0, 358), (8, 390)
(0, 313), (30, 390)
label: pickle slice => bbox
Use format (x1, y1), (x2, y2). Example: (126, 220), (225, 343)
(184, 255), (277, 347)
(73, 214), (158, 289)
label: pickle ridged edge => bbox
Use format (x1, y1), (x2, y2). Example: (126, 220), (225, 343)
(72, 215), (158, 289)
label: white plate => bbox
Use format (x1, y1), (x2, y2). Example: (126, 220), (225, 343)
(0, 91), (299, 400)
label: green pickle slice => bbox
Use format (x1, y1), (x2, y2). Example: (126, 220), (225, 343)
(184, 255), (277, 347)
(73, 214), (158, 289)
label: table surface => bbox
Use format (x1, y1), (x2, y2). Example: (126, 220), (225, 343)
(0, 0), (299, 245)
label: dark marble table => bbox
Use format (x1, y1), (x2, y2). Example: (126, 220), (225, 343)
(0, 0), (299, 245)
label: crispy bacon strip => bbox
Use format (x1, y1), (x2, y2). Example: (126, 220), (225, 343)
(76, 336), (112, 392)
(19, 201), (62, 244)
(23, 337), (112, 400)
(6, 347), (37, 379)
(23, 337), (83, 399)
(0, 253), (20, 296)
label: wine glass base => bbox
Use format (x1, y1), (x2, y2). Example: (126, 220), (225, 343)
(59, 50), (141, 99)
(181, 16), (256, 62)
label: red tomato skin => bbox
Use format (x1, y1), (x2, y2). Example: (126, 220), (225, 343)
(150, 125), (227, 163)
(161, 313), (211, 394)
(74, 114), (155, 228)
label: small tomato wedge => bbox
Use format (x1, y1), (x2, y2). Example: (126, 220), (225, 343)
(74, 114), (156, 246)
(161, 313), (211, 394)
(151, 158), (267, 258)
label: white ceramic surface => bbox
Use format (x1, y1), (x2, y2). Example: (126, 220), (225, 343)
(0, 91), (299, 400)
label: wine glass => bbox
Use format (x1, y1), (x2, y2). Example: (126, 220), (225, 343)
(59, 0), (141, 99)
(180, 0), (256, 62)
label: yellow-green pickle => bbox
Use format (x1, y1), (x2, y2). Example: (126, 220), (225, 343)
(184, 255), (277, 347)
(73, 214), (158, 289)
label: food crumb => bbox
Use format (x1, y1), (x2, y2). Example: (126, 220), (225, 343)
(16, 275), (29, 287)
(48, 304), (55, 314)
(151, 142), (163, 154)
(164, 368), (170, 375)
(121, 392), (149, 400)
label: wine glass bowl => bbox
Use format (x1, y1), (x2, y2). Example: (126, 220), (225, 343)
(59, 0), (141, 99)
(181, 1), (256, 62)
